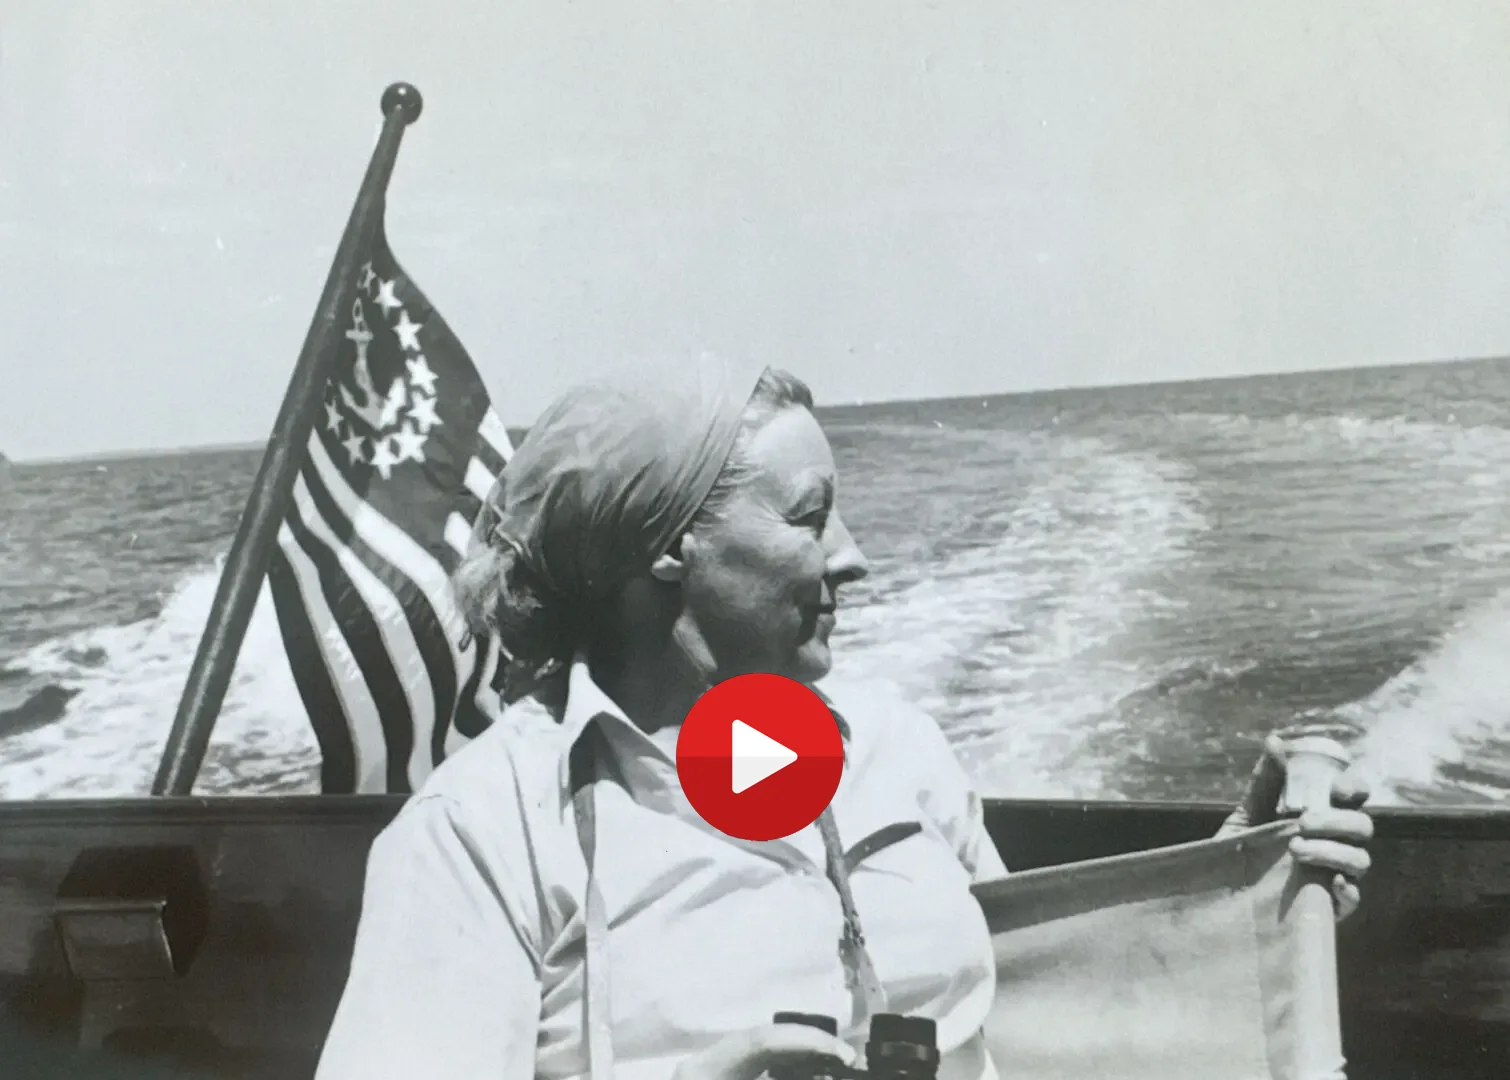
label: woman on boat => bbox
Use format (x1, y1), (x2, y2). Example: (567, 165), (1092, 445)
(313, 357), (1373, 1080)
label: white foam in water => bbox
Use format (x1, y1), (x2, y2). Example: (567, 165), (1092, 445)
(831, 431), (1208, 800)
(0, 559), (318, 800)
(1344, 588), (1510, 804)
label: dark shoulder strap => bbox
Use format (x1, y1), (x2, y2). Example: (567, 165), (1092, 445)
(817, 807), (890, 1023)
(569, 727), (614, 1080)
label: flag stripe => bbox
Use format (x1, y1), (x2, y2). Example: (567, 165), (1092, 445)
(478, 409), (513, 469)
(464, 458), (497, 505)
(307, 434), (472, 674)
(293, 468), (441, 792)
(268, 544), (360, 793)
(304, 437), (469, 774)
(454, 492), (484, 534)
(444, 513), (473, 558)
(280, 485), (415, 793)
(301, 450), (473, 793)
(291, 532), (395, 792)
(273, 525), (396, 791)
(475, 439), (509, 482)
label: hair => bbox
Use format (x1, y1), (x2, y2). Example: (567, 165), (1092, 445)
(451, 366), (814, 700)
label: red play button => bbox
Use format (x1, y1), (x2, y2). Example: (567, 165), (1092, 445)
(676, 673), (845, 842)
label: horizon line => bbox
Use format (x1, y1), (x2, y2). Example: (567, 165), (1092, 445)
(10, 351), (1507, 467)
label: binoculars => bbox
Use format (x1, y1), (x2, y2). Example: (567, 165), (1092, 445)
(770, 1011), (940, 1080)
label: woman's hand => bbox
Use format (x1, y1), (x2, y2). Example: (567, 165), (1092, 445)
(1216, 730), (1374, 921)
(671, 1023), (857, 1080)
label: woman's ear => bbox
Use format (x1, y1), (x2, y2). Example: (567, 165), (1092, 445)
(650, 535), (689, 582)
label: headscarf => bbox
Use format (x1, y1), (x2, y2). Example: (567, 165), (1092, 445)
(468, 355), (768, 678)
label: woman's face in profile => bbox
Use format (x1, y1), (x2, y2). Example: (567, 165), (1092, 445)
(679, 407), (869, 683)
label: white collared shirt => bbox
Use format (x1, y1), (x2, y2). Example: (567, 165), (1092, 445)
(315, 661), (1010, 1080)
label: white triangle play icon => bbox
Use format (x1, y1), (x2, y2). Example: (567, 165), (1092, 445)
(730, 719), (799, 794)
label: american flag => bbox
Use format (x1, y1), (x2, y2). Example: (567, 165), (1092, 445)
(267, 213), (511, 794)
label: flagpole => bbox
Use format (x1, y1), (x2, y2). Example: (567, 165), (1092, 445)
(151, 83), (424, 796)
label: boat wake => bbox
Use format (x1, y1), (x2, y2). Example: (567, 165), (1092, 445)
(3, 410), (1510, 807)
(830, 428), (1210, 801)
(0, 564), (317, 801)
(1345, 587), (1510, 805)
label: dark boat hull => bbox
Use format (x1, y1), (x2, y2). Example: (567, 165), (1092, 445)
(0, 796), (1504, 1079)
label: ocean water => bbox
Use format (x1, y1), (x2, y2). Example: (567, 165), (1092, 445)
(3, 357), (1510, 806)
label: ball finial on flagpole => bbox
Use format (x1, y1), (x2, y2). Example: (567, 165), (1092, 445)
(381, 82), (424, 125)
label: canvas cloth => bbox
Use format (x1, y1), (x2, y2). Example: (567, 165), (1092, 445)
(975, 818), (1341, 1080)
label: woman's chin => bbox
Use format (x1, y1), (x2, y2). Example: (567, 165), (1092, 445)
(790, 640), (834, 683)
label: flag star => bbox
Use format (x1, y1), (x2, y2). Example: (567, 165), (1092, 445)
(394, 422), (427, 463)
(376, 279), (401, 313)
(393, 311), (423, 351)
(406, 356), (438, 394)
(370, 437), (399, 479)
(343, 432), (367, 465)
(409, 392), (442, 433)
(324, 399), (345, 434)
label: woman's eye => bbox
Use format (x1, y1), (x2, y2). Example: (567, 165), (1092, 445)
(794, 509), (829, 531)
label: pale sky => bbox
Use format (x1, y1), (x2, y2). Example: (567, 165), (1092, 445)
(4, 1), (1510, 460)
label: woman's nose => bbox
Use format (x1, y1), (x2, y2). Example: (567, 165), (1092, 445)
(824, 511), (869, 584)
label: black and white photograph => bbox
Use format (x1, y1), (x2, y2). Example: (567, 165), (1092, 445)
(0, 3), (1506, 1078)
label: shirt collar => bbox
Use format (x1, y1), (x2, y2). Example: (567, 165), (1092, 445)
(554, 653), (851, 794)
(554, 654), (641, 796)
(560, 652), (634, 747)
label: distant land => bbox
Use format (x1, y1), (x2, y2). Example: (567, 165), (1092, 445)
(15, 440), (267, 469)
(8, 352), (1508, 467)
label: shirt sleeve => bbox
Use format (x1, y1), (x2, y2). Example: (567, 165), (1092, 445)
(314, 794), (543, 1080)
(907, 705), (1011, 884)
